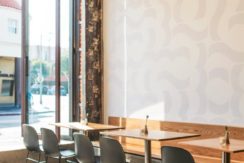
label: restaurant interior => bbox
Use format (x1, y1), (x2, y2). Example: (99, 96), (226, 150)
(1, 0), (244, 163)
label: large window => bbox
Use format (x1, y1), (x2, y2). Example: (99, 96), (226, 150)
(22, 0), (80, 138)
(0, 0), (81, 147)
(26, 0), (57, 133)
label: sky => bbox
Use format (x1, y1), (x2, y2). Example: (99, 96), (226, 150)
(16, 0), (70, 48)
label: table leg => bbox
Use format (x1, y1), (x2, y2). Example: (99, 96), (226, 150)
(84, 131), (88, 136)
(144, 140), (152, 163)
(222, 152), (230, 163)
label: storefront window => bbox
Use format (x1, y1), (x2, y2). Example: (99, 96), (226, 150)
(1, 80), (14, 96)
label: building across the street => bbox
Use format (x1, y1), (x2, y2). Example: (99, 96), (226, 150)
(0, 0), (21, 110)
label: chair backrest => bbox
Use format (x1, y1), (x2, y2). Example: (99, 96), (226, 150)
(40, 128), (59, 155)
(23, 124), (40, 152)
(73, 133), (96, 163)
(99, 137), (126, 163)
(161, 146), (195, 163)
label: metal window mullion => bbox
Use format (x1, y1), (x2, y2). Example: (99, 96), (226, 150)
(21, 0), (29, 130)
(70, 0), (83, 123)
(81, 0), (86, 121)
(55, 0), (61, 139)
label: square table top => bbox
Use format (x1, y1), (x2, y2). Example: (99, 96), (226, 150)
(50, 122), (124, 132)
(100, 129), (200, 141)
(180, 138), (244, 153)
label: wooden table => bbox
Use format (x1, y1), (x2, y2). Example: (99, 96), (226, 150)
(100, 129), (200, 163)
(180, 138), (244, 163)
(50, 122), (124, 135)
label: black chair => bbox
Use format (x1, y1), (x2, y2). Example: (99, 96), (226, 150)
(40, 128), (75, 163)
(73, 133), (98, 163)
(99, 137), (126, 163)
(23, 124), (44, 163)
(161, 146), (195, 163)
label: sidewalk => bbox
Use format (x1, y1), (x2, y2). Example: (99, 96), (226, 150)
(0, 105), (55, 116)
(0, 107), (21, 116)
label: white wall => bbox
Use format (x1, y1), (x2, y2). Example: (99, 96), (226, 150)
(0, 6), (21, 57)
(104, 0), (244, 126)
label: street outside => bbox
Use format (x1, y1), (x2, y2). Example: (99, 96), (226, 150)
(0, 94), (70, 141)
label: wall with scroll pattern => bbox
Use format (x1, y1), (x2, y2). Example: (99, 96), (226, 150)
(103, 0), (244, 126)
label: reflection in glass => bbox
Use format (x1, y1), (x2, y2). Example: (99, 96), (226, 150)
(1, 80), (14, 96)
(60, 0), (71, 138)
(27, 0), (56, 132)
(0, 0), (22, 141)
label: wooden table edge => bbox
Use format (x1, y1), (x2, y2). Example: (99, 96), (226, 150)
(100, 130), (200, 141)
(49, 122), (124, 131)
(179, 138), (244, 153)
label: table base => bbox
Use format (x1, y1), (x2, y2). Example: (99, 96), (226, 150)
(144, 140), (152, 163)
(222, 152), (230, 163)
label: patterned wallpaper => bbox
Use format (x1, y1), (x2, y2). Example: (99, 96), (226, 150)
(104, 0), (244, 126)
(85, 0), (102, 123)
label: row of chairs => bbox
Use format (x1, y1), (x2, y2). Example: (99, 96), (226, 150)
(23, 124), (195, 163)
(100, 138), (195, 163)
(23, 125), (76, 163)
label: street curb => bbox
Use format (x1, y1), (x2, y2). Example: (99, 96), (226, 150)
(0, 110), (54, 116)
(0, 113), (21, 116)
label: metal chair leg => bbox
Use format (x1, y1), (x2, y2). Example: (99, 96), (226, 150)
(45, 156), (48, 163)
(38, 153), (41, 162)
(58, 156), (61, 163)
(26, 151), (29, 163)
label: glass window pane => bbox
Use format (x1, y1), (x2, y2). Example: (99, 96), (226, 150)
(60, 0), (71, 138)
(0, 0), (21, 142)
(27, 0), (56, 132)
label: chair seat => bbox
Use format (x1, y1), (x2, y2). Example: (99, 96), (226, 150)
(47, 150), (75, 159)
(60, 149), (76, 158)
(76, 159), (96, 163)
(76, 155), (100, 163)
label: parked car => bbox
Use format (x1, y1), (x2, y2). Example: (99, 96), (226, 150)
(30, 84), (49, 94)
(48, 86), (67, 96)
